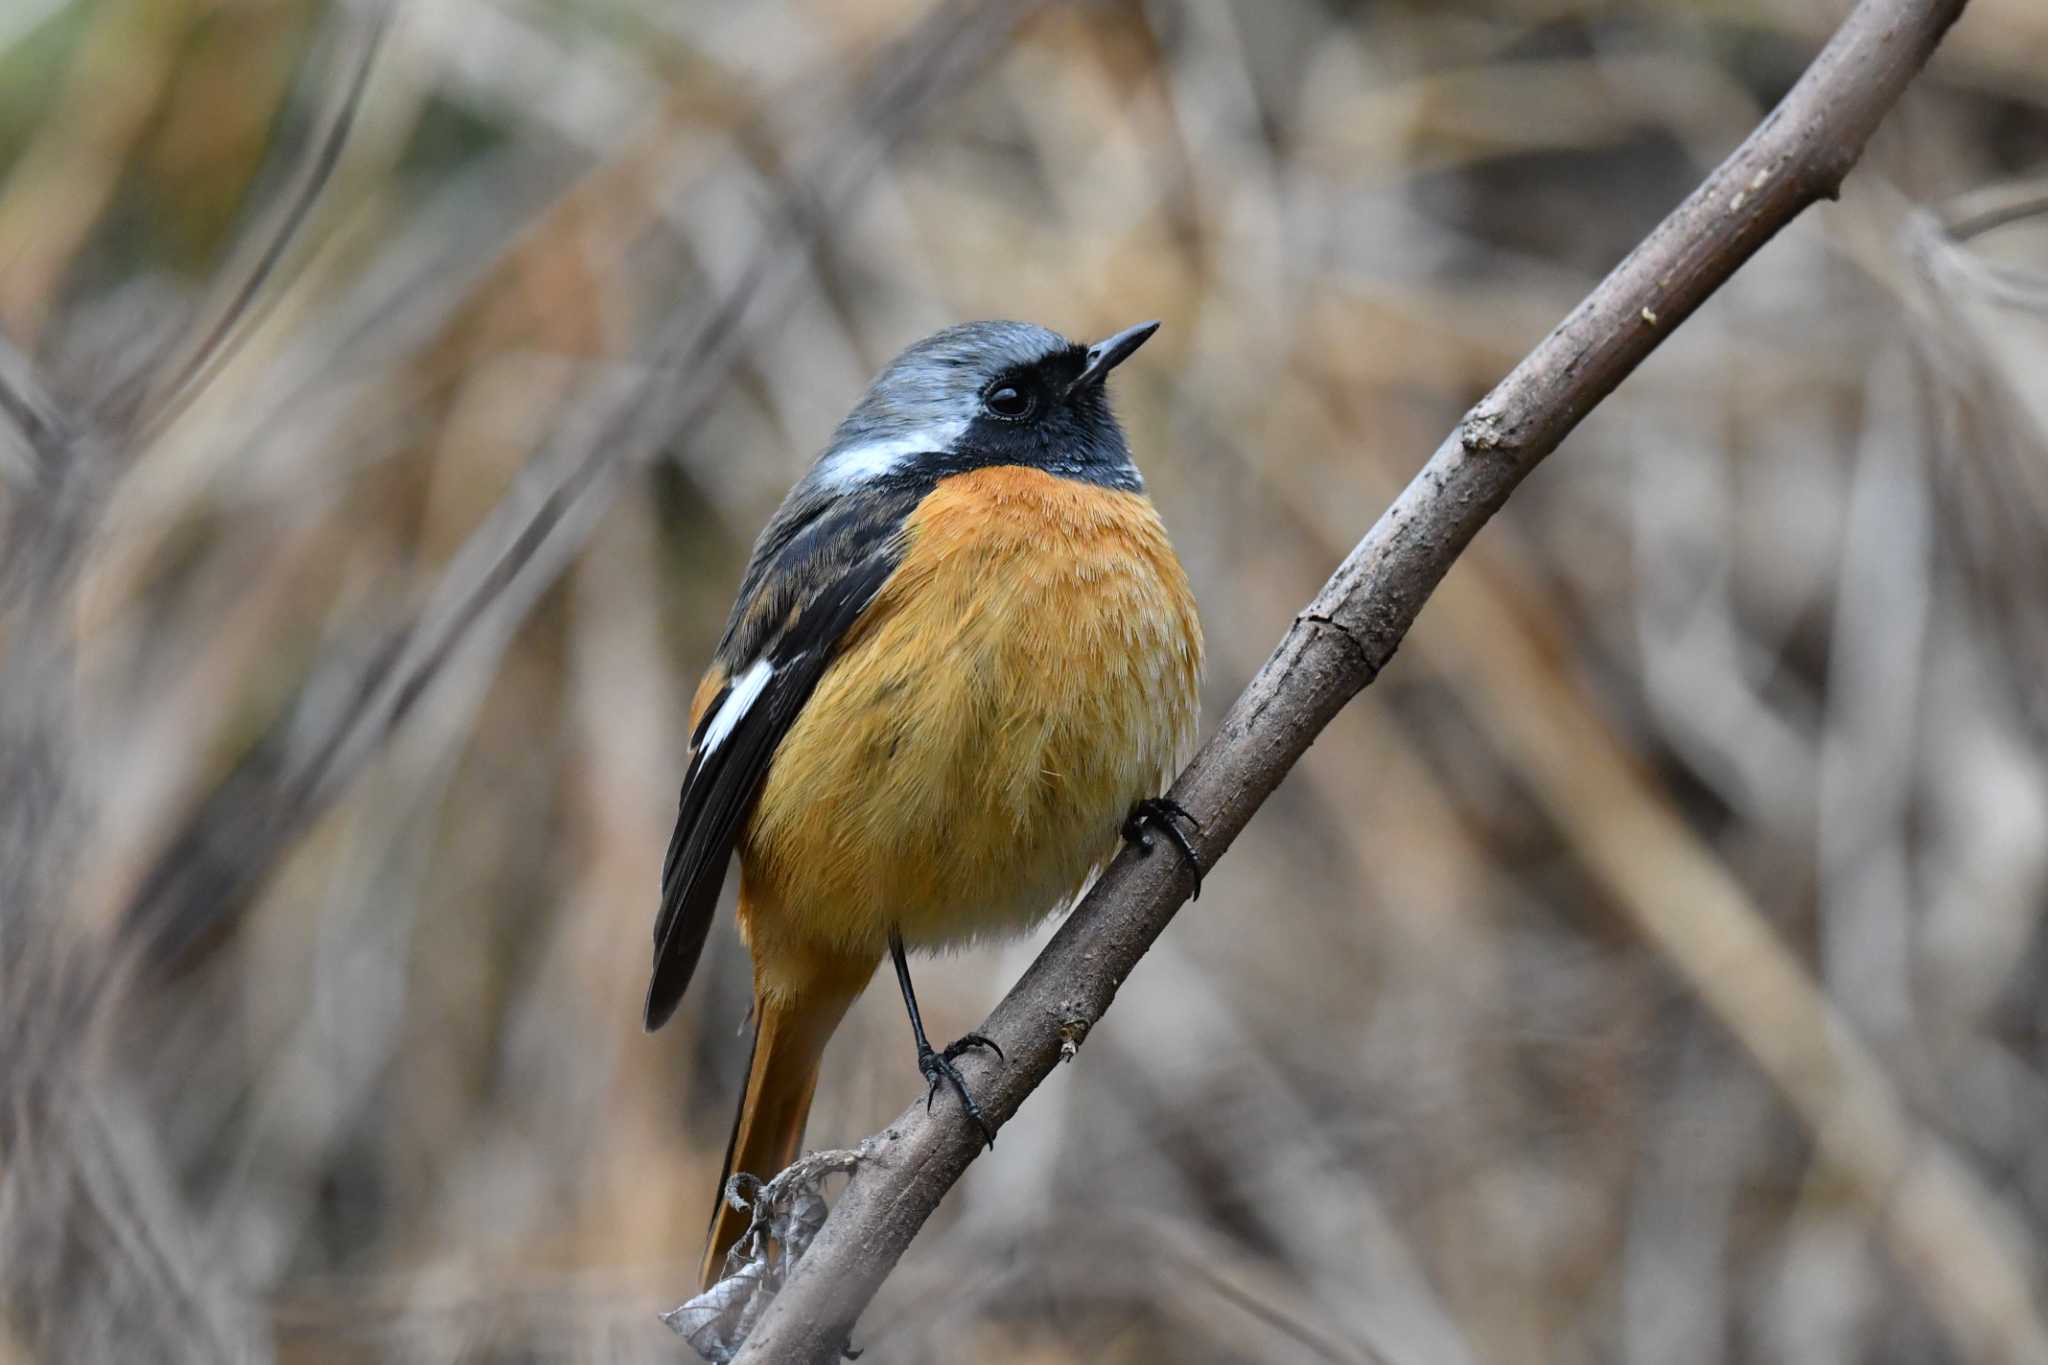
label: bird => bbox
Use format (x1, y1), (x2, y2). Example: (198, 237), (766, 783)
(646, 318), (1203, 1291)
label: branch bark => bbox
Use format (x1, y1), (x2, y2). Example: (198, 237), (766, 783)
(731, 1), (1972, 1359)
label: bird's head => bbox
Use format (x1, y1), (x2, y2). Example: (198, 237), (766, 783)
(813, 319), (1159, 493)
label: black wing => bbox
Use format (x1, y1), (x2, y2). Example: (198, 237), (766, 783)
(644, 489), (911, 1030)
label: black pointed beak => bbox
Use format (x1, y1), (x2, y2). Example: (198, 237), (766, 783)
(1067, 320), (1160, 396)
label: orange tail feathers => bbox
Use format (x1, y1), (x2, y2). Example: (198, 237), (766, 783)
(700, 975), (863, 1291)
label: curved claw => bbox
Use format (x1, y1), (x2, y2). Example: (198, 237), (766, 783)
(918, 1043), (997, 1149)
(943, 1031), (1004, 1063)
(1123, 797), (1204, 899)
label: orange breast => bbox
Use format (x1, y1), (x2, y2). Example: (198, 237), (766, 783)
(737, 465), (1202, 1002)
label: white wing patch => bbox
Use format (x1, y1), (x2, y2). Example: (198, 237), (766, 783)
(816, 419), (968, 489)
(700, 658), (773, 754)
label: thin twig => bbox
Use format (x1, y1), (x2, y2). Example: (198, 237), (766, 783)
(126, 0), (398, 440)
(0, 323), (67, 486)
(730, 1), (1975, 1360)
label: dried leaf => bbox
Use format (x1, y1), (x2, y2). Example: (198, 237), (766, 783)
(661, 1144), (870, 1360)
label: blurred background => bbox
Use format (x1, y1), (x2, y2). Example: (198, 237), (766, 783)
(3, 0), (2048, 1361)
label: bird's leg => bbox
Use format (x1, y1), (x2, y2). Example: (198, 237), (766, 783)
(1122, 797), (1204, 899)
(888, 930), (1001, 1148)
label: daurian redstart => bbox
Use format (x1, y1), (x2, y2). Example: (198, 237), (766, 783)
(645, 319), (1203, 1289)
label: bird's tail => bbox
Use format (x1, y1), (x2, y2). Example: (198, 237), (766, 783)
(700, 976), (861, 1291)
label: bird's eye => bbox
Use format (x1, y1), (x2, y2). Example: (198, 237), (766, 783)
(982, 384), (1034, 420)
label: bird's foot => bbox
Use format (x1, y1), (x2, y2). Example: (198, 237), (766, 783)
(918, 1033), (1002, 1149)
(1123, 797), (1204, 899)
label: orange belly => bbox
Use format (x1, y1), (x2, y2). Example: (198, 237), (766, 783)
(735, 465), (1202, 1004)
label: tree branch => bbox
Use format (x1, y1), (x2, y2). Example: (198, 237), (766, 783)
(729, 0), (1971, 1359)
